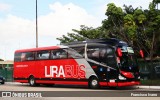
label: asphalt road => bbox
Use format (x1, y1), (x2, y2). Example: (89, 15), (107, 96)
(0, 82), (160, 91)
(0, 82), (160, 100)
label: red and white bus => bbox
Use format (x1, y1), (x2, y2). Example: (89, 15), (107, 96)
(14, 39), (140, 88)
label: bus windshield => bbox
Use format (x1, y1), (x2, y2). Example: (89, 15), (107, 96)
(119, 47), (138, 72)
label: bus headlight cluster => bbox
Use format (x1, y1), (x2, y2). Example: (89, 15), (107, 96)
(118, 74), (126, 80)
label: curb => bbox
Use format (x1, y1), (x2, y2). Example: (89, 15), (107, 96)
(138, 85), (160, 90)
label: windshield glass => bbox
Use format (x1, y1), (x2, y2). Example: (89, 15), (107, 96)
(119, 47), (138, 72)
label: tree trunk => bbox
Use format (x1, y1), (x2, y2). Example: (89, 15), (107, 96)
(150, 32), (156, 79)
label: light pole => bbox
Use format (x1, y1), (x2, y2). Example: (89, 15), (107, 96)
(36, 0), (38, 48)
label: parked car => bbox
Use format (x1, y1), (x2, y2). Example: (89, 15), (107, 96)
(0, 75), (5, 84)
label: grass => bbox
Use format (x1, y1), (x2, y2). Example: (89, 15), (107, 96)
(140, 79), (160, 86)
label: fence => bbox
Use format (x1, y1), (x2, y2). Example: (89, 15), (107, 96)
(0, 61), (13, 82)
(0, 67), (13, 82)
(139, 59), (160, 85)
(139, 60), (160, 79)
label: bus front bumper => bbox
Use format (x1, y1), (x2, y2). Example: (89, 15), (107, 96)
(117, 81), (140, 87)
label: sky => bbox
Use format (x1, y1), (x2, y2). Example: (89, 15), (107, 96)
(0, 0), (153, 60)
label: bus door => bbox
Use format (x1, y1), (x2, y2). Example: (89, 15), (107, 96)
(101, 47), (118, 82)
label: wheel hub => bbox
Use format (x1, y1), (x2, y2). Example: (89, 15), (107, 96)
(92, 79), (98, 86)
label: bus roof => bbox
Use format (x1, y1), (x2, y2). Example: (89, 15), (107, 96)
(15, 45), (68, 53)
(63, 38), (128, 47)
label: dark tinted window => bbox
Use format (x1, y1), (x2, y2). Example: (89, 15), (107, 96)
(87, 46), (117, 68)
(67, 48), (83, 59)
(14, 52), (35, 62)
(51, 49), (67, 59)
(36, 50), (50, 60)
(105, 48), (117, 68)
(71, 47), (85, 57)
(87, 46), (100, 62)
(14, 53), (22, 62)
(25, 52), (34, 61)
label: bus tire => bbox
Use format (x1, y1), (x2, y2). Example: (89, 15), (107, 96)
(29, 76), (36, 86)
(89, 77), (99, 89)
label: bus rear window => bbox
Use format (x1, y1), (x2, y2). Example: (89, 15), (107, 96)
(14, 53), (21, 62)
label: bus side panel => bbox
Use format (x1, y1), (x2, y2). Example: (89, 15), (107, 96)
(14, 59), (96, 85)
(14, 61), (35, 82)
(33, 58), (89, 84)
(74, 59), (97, 79)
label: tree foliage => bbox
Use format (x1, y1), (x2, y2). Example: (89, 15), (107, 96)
(57, 0), (160, 59)
(102, 1), (160, 59)
(57, 25), (108, 43)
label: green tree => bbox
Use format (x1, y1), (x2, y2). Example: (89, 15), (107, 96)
(102, 1), (160, 59)
(57, 0), (160, 59)
(56, 25), (108, 43)
(102, 3), (125, 40)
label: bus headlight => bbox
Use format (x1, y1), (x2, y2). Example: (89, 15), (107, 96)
(118, 74), (126, 80)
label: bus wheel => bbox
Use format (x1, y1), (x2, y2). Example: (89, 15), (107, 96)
(29, 76), (36, 86)
(89, 77), (99, 89)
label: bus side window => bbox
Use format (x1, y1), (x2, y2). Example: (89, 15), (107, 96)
(99, 48), (107, 63)
(51, 50), (58, 59)
(71, 47), (85, 57)
(106, 48), (117, 68)
(36, 50), (50, 60)
(25, 52), (34, 61)
(59, 49), (67, 58)
(51, 49), (67, 59)
(21, 53), (26, 61)
(87, 47), (100, 62)
(67, 48), (83, 59)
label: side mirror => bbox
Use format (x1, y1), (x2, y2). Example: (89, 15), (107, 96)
(117, 48), (122, 57)
(140, 50), (144, 58)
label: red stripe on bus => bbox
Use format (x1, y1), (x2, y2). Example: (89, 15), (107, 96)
(36, 80), (88, 85)
(99, 82), (107, 86)
(117, 81), (140, 87)
(108, 82), (117, 87)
